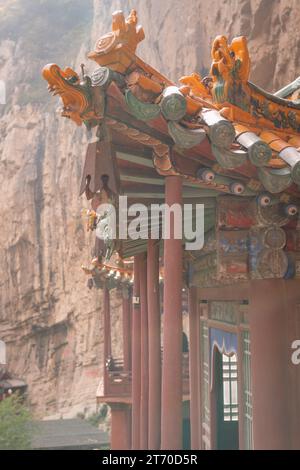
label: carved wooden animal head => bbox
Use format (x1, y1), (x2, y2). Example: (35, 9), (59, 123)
(42, 63), (94, 126)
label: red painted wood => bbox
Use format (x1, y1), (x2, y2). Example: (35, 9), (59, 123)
(140, 254), (149, 449)
(147, 239), (161, 450)
(249, 280), (293, 449)
(189, 286), (200, 449)
(132, 255), (142, 449)
(103, 287), (111, 394)
(161, 176), (183, 449)
(122, 290), (131, 372)
(110, 404), (131, 450)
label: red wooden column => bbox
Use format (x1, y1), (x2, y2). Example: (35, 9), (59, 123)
(110, 404), (131, 450)
(131, 255), (142, 449)
(188, 286), (200, 449)
(103, 285), (111, 393)
(122, 287), (131, 372)
(237, 327), (245, 450)
(249, 279), (290, 449)
(147, 239), (161, 450)
(161, 175), (183, 449)
(140, 254), (149, 449)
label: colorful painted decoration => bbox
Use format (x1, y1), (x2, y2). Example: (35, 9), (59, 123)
(209, 35), (300, 134)
(257, 201), (290, 226)
(285, 204), (298, 217)
(236, 131), (272, 167)
(257, 167), (292, 194)
(87, 9), (145, 74)
(42, 16), (300, 197)
(160, 86), (187, 121)
(91, 66), (124, 89)
(256, 248), (288, 279)
(197, 168), (215, 182)
(263, 226), (286, 250)
(125, 90), (161, 121)
(230, 181), (245, 195)
(217, 196), (256, 229)
(257, 192), (273, 207)
(248, 227), (264, 276)
(211, 144), (247, 169)
(41, 9), (300, 284)
(168, 121), (206, 148)
(217, 230), (248, 281)
(42, 63), (96, 126)
(201, 109), (235, 148)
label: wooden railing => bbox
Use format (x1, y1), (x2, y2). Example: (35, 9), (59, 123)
(103, 353), (190, 399)
(104, 357), (132, 397)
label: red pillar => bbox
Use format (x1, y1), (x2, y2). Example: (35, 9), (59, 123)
(249, 279), (290, 449)
(103, 286), (111, 357)
(147, 239), (161, 450)
(122, 287), (131, 372)
(110, 403), (131, 450)
(131, 255), (142, 449)
(188, 286), (200, 449)
(140, 254), (149, 449)
(103, 286), (111, 393)
(161, 175), (183, 449)
(237, 328), (245, 450)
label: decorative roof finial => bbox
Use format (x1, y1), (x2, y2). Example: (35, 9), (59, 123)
(87, 10), (145, 73)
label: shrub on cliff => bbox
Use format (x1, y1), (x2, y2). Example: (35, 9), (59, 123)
(0, 394), (33, 450)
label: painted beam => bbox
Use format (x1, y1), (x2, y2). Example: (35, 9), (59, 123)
(116, 151), (155, 169)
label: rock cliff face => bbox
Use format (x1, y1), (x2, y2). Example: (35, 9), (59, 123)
(0, 0), (299, 418)
(92, 0), (300, 89)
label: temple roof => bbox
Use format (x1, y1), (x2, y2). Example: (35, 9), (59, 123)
(31, 419), (109, 450)
(42, 9), (300, 203)
(41, 9), (300, 263)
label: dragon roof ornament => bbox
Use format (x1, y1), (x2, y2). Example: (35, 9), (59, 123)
(42, 9), (300, 194)
(208, 35), (300, 133)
